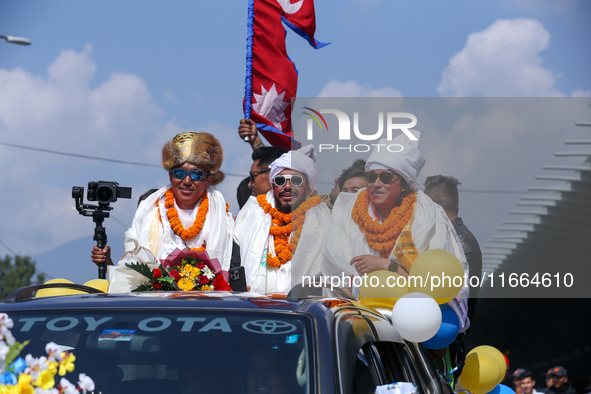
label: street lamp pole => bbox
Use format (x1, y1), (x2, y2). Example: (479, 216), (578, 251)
(0, 35), (31, 45)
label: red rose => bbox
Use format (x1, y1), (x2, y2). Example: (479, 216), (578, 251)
(213, 276), (232, 291)
(170, 269), (180, 281)
(152, 282), (162, 290)
(153, 268), (162, 279)
(197, 262), (205, 269)
(199, 275), (209, 284)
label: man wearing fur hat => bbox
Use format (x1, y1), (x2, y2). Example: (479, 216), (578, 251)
(232, 145), (330, 293)
(91, 132), (234, 271)
(322, 133), (469, 326)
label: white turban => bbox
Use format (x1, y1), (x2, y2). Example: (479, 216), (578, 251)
(365, 131), (425, 190)
(269, 144), (317, 193)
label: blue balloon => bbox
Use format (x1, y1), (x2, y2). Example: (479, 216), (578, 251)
(422, 322), (459, 349)
(487, 384), (516, 394)
(440, 303), (460, 327)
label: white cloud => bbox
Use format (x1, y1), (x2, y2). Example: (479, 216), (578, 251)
(0, 46), (175, 255)
(437, 19), (564, 97)
(318, 80), (402, 98)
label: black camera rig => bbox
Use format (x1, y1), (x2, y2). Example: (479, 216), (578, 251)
(72, 181), (132, 279)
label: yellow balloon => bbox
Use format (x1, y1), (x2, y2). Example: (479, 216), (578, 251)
(36, 278), (85, 297)
(469, 346), (507, 385)
(408, 249), (464, 304)
(459, 351), (503, 394)
(358, 270), (410, 309)
(83, 279), (109, 293)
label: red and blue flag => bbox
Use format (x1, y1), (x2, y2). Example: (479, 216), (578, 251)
(244, 0), (328, 150)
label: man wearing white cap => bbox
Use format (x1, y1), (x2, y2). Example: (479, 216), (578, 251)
(233, 145), (330, 293)
(323, 133), (469, 322)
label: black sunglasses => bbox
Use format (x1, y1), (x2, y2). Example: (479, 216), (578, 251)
(171, 168), (210, 181)
(365, 171), (400, 185)
(249, 168), (270, 183)
(273, 174), (305, 187)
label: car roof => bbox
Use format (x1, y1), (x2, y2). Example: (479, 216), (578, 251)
(0, 289), (370, 317)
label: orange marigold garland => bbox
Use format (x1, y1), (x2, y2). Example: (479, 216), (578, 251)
(352, 190), (416, 258)
(257, 194), (321, 268)
(165, 188), (209, 240)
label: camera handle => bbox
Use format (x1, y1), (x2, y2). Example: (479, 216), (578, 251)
(92, 210), (110, 279)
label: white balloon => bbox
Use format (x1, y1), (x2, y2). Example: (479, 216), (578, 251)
(391, 292), (442, 342)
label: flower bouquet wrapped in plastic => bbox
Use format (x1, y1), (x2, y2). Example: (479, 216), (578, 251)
(125, 248), (232, 292)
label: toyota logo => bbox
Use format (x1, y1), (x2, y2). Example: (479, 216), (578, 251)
(242, 320), (297, 334)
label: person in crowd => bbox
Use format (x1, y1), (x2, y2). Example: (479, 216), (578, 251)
(338, 159), (367, 194)
(91, 132), (234, 270)
(521, 371), (544, 394)
(423, 175), (482, 322)
(328, 175), (341, 206)
(328, 159), (366, 206)
(232, 145), (330, 292)
(238, 119), (333, 208)
(545, 366), (577, 394)
(237, 177), (253, 210)
(542, 370), (555, 394)
(322, 134), (469, 324)
(249, 146), (288, 197)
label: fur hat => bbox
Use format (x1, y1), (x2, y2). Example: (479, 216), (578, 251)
(162, 132), (225, 185)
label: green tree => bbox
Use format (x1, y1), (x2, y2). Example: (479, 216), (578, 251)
(0, 255), (46, 299)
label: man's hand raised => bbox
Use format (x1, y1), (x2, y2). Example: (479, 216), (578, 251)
(238, 119), (265, 150)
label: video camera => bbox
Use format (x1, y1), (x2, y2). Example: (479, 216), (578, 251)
(72, 181), (132, 279)
(86, 181), (132, 206)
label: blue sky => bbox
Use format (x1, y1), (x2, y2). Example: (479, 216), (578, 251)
(0, 0), (590, 281)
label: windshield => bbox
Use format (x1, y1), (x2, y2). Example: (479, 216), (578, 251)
(8, 309), (314, 394)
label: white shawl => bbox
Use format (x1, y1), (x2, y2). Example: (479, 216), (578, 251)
(233, 190), (330, 293)
(121, 184), (233, 267)
(322, 189), (470, 328)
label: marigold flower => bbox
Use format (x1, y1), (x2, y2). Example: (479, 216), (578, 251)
(352, 190), (416, 258)
(258, 195), (321, 267)
(165, 189), (208, 240)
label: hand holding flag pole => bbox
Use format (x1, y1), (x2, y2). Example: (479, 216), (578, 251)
(243, 0), (328, 150)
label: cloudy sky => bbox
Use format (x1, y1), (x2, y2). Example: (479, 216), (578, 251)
(0, 0), (589, 282)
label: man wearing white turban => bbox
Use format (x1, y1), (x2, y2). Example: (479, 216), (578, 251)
(232, 145), (331, 293)
(322, 133), (470, 328)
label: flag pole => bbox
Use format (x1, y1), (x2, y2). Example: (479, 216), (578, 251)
(243, 0), (255, 142)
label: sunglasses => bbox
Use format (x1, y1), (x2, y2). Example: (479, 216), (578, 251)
(171, 168), (210, 182)
(273, 174), (305, 188)
(365, 171), (400, 185)
(249, 168), (270, 184)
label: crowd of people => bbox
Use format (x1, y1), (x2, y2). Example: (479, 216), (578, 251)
(91, 120), (482, 330)
(507, 366), (582, 394)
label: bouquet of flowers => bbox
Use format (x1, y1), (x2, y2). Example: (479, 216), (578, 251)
(0, 313), (95, 394)
(125, 248), (232, 292)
